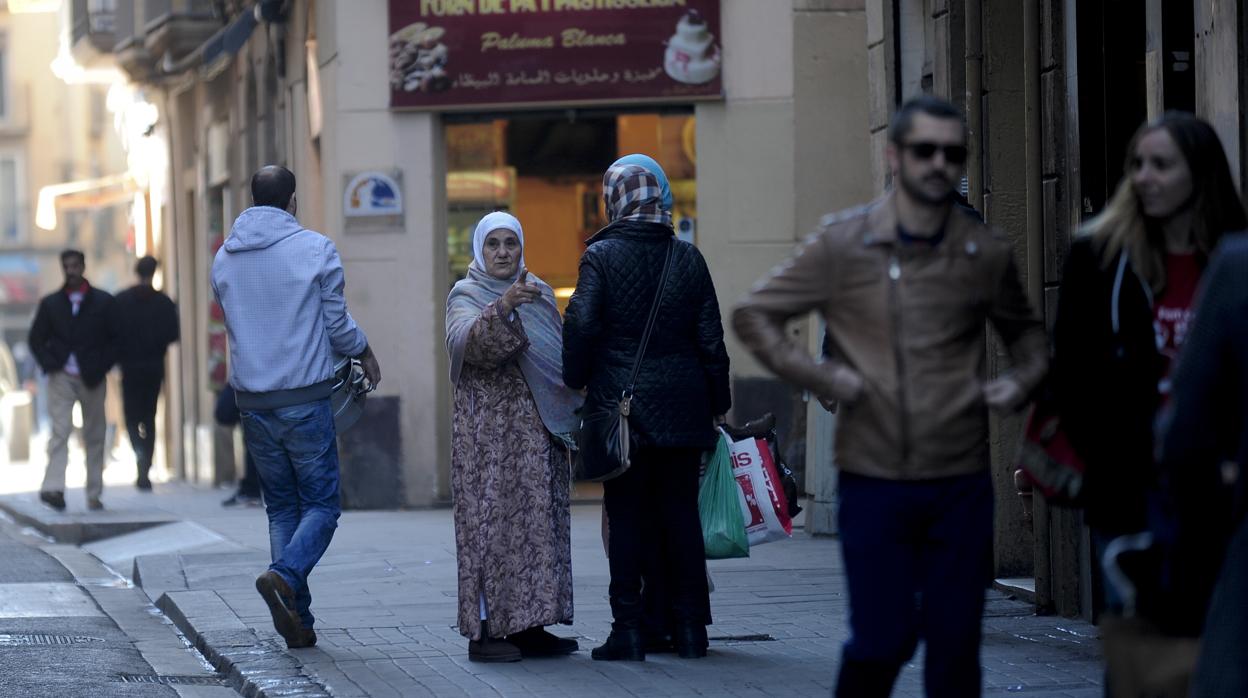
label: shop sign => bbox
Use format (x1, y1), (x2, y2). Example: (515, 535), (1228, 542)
(388, 0), (723, 110)
(343, 170), (405, 232)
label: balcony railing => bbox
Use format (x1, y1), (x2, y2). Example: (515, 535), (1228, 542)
(143, 0), (222, 67)
(71, 0), (119, 56)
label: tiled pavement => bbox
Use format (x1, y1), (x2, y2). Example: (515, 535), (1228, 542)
(1, 462), (1104, 697)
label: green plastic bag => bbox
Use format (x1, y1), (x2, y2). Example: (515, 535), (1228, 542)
(700, 433), (750, 560)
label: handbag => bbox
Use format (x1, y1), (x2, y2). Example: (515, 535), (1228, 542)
(1015, 393), (1087, 506)
(574, 239), (676, 482)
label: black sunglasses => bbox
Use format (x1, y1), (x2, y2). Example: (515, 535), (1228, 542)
(902, 142), (969, 165)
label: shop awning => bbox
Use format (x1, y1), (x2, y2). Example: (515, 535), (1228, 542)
(35, 173), (137, 231)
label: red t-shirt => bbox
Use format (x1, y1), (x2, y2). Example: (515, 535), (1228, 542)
(1153, 252), (1201, 396)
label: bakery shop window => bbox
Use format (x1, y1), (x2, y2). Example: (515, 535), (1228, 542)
(446, 109), (698, 311)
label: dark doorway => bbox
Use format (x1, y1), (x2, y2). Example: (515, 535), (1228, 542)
(1076, 0), (1148, 218)
(1162, 0), (1196, 113)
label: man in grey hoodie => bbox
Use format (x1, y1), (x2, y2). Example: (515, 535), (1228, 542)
(211, 166), (381, 649)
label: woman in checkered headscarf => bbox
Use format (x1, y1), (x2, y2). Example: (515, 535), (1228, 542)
(563, 160), (732, 662)
(602, 163), (673, 227)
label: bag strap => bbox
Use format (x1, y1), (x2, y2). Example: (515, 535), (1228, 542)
(624, 238), (675, 399)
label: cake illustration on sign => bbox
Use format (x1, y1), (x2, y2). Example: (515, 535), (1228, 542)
(663, 10), (721, 85)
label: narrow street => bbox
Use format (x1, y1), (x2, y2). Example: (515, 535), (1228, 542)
(0, 511), (235, 697)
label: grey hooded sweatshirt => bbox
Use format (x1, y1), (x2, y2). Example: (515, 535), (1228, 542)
(211, 206), (368, 409)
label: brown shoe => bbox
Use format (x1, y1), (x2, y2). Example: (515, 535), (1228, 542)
(507, 626), (579, 657)
(255, 571), (304, 647)
(287, 627), (317, 649)
(87, 498), (104, 511)
(468, 621), (521, 663)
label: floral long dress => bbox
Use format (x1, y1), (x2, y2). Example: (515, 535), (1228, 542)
(450, 301), (573, 640)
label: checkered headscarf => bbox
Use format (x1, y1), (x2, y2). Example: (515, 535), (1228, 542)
(603, 164), (672, 227)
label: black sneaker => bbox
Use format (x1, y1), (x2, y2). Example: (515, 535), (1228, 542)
(136, 477), (153, 492)
(39, 491), (66, 512)
(223, 492), (262, 507)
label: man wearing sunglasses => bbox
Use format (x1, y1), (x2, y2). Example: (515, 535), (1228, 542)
(733, 95), (1047, 697)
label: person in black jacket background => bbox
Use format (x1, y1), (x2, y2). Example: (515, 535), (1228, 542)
(115, 255), (179, 491)
(29, 249), (119, 511)
(1053, 113), (1247, 634)
(1158, 234), (1248, 696)
(563, 163), (731, 662)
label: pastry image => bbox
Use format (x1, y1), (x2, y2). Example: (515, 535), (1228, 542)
(663, 10), (722, 85)
(407, 26), (450, 93)
(390, 23), (450, 93)
(389, 23), (426, 89)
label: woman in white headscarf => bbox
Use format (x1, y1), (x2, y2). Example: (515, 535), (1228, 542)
(445, 212), (581, 663)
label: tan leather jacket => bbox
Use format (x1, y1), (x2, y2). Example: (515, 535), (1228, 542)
(733, 193), (1048, 480)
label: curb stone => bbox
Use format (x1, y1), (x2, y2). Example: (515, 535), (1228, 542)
(157, 590), (332, 698)
(0, 493), (175, 544)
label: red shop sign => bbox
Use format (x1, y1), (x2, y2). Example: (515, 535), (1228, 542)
(388, 0), (723, 110)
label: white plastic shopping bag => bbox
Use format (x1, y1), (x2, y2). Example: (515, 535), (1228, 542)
(721, 429), (794, 546)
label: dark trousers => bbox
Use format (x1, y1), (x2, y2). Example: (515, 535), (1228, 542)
(237, 450), (262, 498)
(836, 470), (994, 698)
(122, 370), (163, 480)
(603, 447), (709, 631)
(216, 387), (261, 498)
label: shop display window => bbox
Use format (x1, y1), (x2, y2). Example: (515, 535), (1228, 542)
(446, 110), (697, 312)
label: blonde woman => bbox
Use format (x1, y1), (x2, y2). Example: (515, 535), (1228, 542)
(1053, 112), (1247, 634)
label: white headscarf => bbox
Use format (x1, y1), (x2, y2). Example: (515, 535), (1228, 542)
(472, 211), (526, 280)
(447, 211), (581, 442)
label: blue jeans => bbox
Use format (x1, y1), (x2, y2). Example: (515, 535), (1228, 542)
(835, 470), (994, 698)
(241, 398), (341, 628)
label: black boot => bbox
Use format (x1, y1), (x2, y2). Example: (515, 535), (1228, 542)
(591, 627), (645, 661)
(468, 621), (522, 663)
(673, 621), (708, 658)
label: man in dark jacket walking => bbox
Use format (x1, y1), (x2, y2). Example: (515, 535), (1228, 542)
(29, 249), (119, 511)
(733, 96), (1048, 696)
(115, 255), (179, 491)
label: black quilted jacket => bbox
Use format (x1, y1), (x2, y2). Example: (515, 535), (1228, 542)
(563, 220), (731, 449)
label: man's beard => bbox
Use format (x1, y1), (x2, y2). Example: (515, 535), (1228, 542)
(899, 168), (955, 206)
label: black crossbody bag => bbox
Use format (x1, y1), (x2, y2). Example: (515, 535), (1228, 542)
(574, 239), (675, 482)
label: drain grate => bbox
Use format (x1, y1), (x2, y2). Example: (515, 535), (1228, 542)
(116, 674), (226, 686)
(0, 634), (106, 646)
(709, 634), (777, 642)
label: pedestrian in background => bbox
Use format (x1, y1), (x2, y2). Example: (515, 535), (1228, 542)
(1052, 112), (1247, 632)
(29, 249), (119, 512)
(115, 255), (179, 491)
(1158, 234), (1248, 697)
(212, 166), (381, 650)
(216, 384), (262, 507)
(445, 211), (580, 663)
(563, 163), (732, 662)
(734, 95), (1048, 696)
